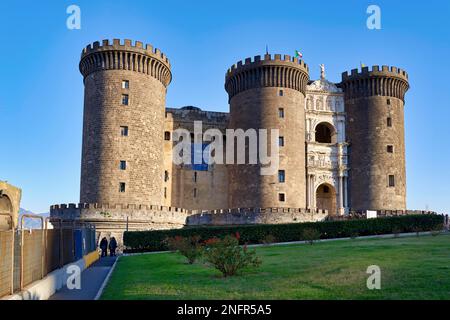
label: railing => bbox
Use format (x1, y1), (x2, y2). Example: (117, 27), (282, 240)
(0, 213), (97, 298)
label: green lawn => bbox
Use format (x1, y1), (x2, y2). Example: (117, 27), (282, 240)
(101, 233), (450, 300)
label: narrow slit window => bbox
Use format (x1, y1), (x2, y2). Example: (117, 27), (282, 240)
(388, 175), (395, 187)
(278, 170), (285, 183)
(164, 131), (171, 141)
(120, 126), (128, 136)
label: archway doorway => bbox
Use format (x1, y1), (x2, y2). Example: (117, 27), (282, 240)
(316, 183), (337, 215)
(315, 122), (336, 144)
(0, 194), (13, 230)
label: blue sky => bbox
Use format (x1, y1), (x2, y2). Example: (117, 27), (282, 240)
(0, 0), (449, 213)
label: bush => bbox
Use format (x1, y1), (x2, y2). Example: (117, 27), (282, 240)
(124, 214), (444, 253)
(260, 234), (276, 245)
(302, 228), (321, 245)
(165, 235), (203, 264)
(203, 234), (261, 277)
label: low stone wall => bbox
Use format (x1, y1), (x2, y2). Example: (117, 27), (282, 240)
(50, 204), (329, 250)
(187, 208), (328, 225)
(50, 203), (436, 251)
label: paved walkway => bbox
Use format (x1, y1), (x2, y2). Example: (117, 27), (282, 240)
(49, 256), (117, 300)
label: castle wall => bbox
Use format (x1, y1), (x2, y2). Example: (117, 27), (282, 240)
(164, 108), (229, 210)
(225, 54), (309, 208)
(341, 66), (409, 211)
(79, 39), (171, 206)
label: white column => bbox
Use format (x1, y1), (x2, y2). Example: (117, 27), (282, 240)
(344, 176), (348, 209)
(339, 175), (344, 215)
(306, 174), (310, 208)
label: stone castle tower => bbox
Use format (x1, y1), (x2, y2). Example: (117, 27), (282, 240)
(225, 55), (309, 208)
(79, 39), (171, 206)
(341, 66), (409, 210)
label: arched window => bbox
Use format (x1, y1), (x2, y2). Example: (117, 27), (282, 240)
(315, 122), (336, 144)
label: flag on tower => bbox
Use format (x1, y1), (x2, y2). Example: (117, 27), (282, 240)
(295, 50), (303, 58)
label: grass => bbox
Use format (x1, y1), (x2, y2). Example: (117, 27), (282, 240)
(101, 233), (450, 300)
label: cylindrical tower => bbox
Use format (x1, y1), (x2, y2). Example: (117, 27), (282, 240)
(341, 65), (409, 211)
(79, 39), (171, 205)
(225, 54), (309, 208)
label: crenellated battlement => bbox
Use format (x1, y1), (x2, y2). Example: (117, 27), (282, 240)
(225, 54), (310, 99)
(79, 39), (172, 87)
(81, 39), (170, 65)
(340, 65), (409, 101)
(341, 65), (408, 81)
(226, 54), (309, 75)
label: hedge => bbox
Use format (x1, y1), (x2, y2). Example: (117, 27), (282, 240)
(123, 214), (444, 253)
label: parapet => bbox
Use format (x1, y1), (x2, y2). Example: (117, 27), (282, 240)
(340, 65), (409, 101)
(79, 39), (171, 87)
(341, 65), (408, 82)
(225, 54), (310, 99)
(226, 54), (309, 76)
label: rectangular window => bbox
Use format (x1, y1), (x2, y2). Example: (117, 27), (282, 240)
(279, 193), (286, 202)
(279, 89), (284, 96)
(387, 98), (391, 105)
(119, 182), (126, 193)
(122, 80), (129, 89)
(121, 94), (129, 105)
(387, 145), (394, 153)
(278, 108), (285, 118)
(279, 136), (284, 147)
(388, 175), (395, 187)
(278, 170), (285, 183)
(120, 126), (128, 136)
(120, 160), (127, 170)
(164, 131), (171, 141)
(387, 117), (392, 127)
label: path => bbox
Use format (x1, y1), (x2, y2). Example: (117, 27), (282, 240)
(49, 256), (116, 300)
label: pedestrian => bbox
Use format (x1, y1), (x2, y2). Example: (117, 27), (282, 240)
(99, 237), (108, 257)
(109, 237), (117, 257)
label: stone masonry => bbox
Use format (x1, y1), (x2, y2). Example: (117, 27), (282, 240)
(51, 38), (413, 245)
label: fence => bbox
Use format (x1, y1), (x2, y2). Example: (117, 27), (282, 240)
(0, 213), (97, 298)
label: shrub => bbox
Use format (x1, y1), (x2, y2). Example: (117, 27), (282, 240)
(166, 235), (203, 264)
(302, 228), (321, 245)
(260, 234), (276, 245)
(203, 234), (261, 277)
(349, 231), (359, 239)
(123, 214), (444, 253)
(392, 227), (402, 238)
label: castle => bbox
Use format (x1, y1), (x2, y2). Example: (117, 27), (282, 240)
(50, 39), (412, 242)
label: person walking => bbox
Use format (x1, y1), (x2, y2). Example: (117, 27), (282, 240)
(109, 237), (117, 257)
(99, 237), (108, 257)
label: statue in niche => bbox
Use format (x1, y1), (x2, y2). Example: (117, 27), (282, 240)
(307, 97), (313, 110)
(316, 98), (323, 110)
